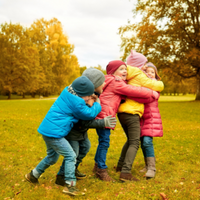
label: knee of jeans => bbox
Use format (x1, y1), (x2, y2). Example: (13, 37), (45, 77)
(64, 151), (76, 162)
(101, 142), (110, 149)
(142, 139), (152, 148)
(48, 154), (59, 165)
(84, 145), (91, 154)
(129, 139), (140, 147)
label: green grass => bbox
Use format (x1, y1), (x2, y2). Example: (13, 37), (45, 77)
(0, 97), (200, 200)
(159, 94), (196, 102)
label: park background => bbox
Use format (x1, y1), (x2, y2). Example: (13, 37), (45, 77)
(0, 0), (200, 199)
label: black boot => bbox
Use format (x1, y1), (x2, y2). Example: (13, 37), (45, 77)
(55, 175), (65, 186)
(75, 168), (86, 180)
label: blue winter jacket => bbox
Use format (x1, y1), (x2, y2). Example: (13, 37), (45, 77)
(38, 87), (102, 138)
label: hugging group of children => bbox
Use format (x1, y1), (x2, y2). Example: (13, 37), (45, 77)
(25, 50), (164, 196)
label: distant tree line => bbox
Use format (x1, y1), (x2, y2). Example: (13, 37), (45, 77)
(0, 18), (80, 99)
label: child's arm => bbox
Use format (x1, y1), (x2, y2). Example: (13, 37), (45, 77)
(80, 115), (117, 129)
(114, 79), (154, 99)
(128, 91), (159, 104)
(127, 66), (164, 92)
(129, 91), (160, 103)
(73, 101), (102, 121)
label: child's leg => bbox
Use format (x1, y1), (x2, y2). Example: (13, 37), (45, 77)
(139, 137), (148, 173)
(118, 113), (140, 174)
(94, 129), (111, 169)
(76, 138), (91, 168)
(57, 140), (79, 176)
(140, 137), (147, 158)
(142, 136), (156, 178)
(48, 138), (77, 185)
(142, 136), (154, 157)
(32, 135), (60, 178)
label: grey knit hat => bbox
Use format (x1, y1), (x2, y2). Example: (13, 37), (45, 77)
(82, 68), (105, 88)
(71, 76), (94, 97)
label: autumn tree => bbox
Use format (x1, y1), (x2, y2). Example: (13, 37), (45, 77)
(119, 0), (200, 100)
(45, 19), (80, 93)
(29, 18), (80, 96)
(0, 23), (41, 99)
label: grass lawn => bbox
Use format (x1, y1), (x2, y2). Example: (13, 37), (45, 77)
(0, 97), (200, 200)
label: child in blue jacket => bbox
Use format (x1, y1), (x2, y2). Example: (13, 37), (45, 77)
(25, 76), (101, 196)
(56, 68), (117, 186)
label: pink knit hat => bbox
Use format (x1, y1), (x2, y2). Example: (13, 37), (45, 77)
(106, 60), (127, 75)
(146, 62), (161, 80)
(126, 50), (148, 69)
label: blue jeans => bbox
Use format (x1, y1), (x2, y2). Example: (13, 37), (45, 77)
(59, 138), (91, 173)
(94, 129), (111, 169)
(141, 136), (155, 157)
(33, 135), (77, 185)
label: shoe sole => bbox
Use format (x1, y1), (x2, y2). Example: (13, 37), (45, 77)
(63, 190), (77, 196)
(76, 176), (86, 180)
(119, 178), (128, 182)
(120, 178), (139, 182)
(63, 190), (85, 196)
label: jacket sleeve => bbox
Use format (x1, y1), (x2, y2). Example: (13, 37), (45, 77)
(130, 92), (160, 103)
(114, 80), (154, 99)
(80, 119), (105, 129)
(128, 96), (155, 104)
(139, 74), (164, 92)
(73, 102), (102, 120)
(127, 65), (164, 92)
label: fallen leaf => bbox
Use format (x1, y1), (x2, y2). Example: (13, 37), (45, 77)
(160, 192), (167, 200)
(15, 191), (21, 195)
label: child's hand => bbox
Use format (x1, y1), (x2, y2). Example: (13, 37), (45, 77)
(87, 98), (95, 107)
(104, 115), (117, 128)
(91, 94), (98, 101)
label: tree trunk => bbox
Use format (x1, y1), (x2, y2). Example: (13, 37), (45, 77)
(23, 93), (25, 99)
(195, 75), (200, 100)
(31, 92), (35, 98)
(7, 91), (11, 99)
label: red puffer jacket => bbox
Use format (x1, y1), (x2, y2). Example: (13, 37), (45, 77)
(96, 75), (155, 129)
(140, 93), (163, 137)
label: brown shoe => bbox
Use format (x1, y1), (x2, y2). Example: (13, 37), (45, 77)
(96, 168), (114, 182)
(120, 172), (139, 182)
(93, 163), (98, 173)
(25, 171), (39, 184)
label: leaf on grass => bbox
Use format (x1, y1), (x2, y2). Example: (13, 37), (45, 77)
(160, 192), (168, 200)
(15, 190), (21, 195)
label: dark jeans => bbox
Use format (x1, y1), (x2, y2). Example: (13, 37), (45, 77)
(141, 136), (155, 157)
(94, 128), (111, 169)
(69, 138), (91, 167)
(117, 113), (140, 173)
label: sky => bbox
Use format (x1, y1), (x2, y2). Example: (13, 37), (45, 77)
(0, 0), (139, 69)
